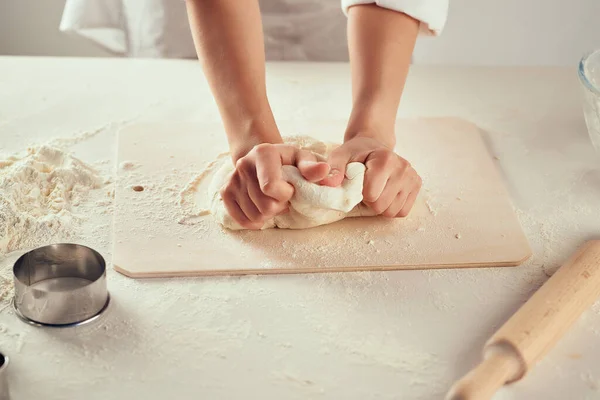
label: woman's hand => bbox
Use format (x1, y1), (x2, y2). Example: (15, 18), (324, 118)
(222, 143), (331, 229)
(321, 136), (421, 218)
(329, 5), (421, 218)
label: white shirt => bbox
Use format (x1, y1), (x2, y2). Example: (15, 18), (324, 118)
(60, 0), (448, 60)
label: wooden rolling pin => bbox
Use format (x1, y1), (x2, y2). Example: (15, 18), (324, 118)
(446, 240), (600, 400)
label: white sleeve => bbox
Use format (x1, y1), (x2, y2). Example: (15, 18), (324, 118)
(60, 0), (127, 54)
(341, 0), (449, 36)
(60, 0), (196, 58)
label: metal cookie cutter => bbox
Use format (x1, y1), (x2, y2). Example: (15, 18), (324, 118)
(13, 244), (110, 327)
(0, 352), (8, 400)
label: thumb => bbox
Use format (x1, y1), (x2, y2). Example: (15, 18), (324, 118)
(296, 149), (331, 182)
(320, 145), (352, 187)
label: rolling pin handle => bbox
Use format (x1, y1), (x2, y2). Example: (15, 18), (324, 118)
(445, 342), (524, 400)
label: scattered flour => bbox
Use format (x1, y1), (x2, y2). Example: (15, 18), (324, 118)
(119, 161), (140, 171)
(178, 153), (230, 224)
(47, 121), (122, 148)
(0, 145), (106, 256)
(425, 200), (438, 216)
(0, 275), (11, 313)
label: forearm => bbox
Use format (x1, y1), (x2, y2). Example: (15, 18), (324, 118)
(345, 5), (419, 148)
(186, 0), (281, 160)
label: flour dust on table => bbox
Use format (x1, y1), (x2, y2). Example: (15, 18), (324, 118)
(0, 145), (107, 256)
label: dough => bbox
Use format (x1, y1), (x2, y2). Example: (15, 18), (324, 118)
(209, 136), (375, 230)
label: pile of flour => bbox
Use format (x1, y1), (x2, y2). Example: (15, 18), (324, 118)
(0, 145), (105, 255)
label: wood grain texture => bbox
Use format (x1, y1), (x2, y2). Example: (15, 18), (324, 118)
(446, 240), (600, 400)
(487, 240), (600, 372)
(112, 117), (531, 277)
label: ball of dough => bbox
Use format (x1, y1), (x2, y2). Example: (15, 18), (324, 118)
(208, 136), (375, 230)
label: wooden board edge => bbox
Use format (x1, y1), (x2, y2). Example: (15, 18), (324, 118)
(112, 257), (532, 279)
(113, 263), (141, 278)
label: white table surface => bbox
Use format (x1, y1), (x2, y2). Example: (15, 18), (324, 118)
(0, 57), (599, 400)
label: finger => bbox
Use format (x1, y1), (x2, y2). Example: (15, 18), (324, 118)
(397, 188), (419, 218)
(221, 190), (258, 229)
(382, 191), (410, 218)
(236, 191), (262, 223)
(253, 145), (294, 202)
(320, 145), (353, 187)
(363, 165), (394, 205)
(363, 150), (403, 202)
(296, 149), (330, 182)
(365, 178), (401, 215)
(247, 178), (286, 216)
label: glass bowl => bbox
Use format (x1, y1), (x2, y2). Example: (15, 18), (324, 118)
(579, 49), (600, 152)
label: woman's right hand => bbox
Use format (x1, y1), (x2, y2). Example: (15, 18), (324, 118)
(221, 143), (331, 229)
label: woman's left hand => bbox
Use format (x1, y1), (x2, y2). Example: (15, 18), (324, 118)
(320, 136), (422, 218)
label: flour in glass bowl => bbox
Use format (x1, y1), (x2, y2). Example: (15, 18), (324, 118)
(0, 145), (106, 256)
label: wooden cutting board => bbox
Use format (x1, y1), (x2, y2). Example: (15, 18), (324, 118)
(112, 118), (531, 277)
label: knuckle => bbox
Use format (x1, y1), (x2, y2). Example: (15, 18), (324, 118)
(373, 148), (387, 157)
(363, 190), (377, 203)
(398, 161), (410, 174)
(253, 143), (273, 157)
(260, 180), (275, 194)
(380, 153), (398, 170)
(220, 185), (233, 200)
(235, 157), (252, 172)
(377, 150), (391, 162)
(235, 157), (245, 169)
(415, 174), (423, 185)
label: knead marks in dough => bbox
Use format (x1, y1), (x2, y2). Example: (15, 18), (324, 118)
(209, 136), (374, 230)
